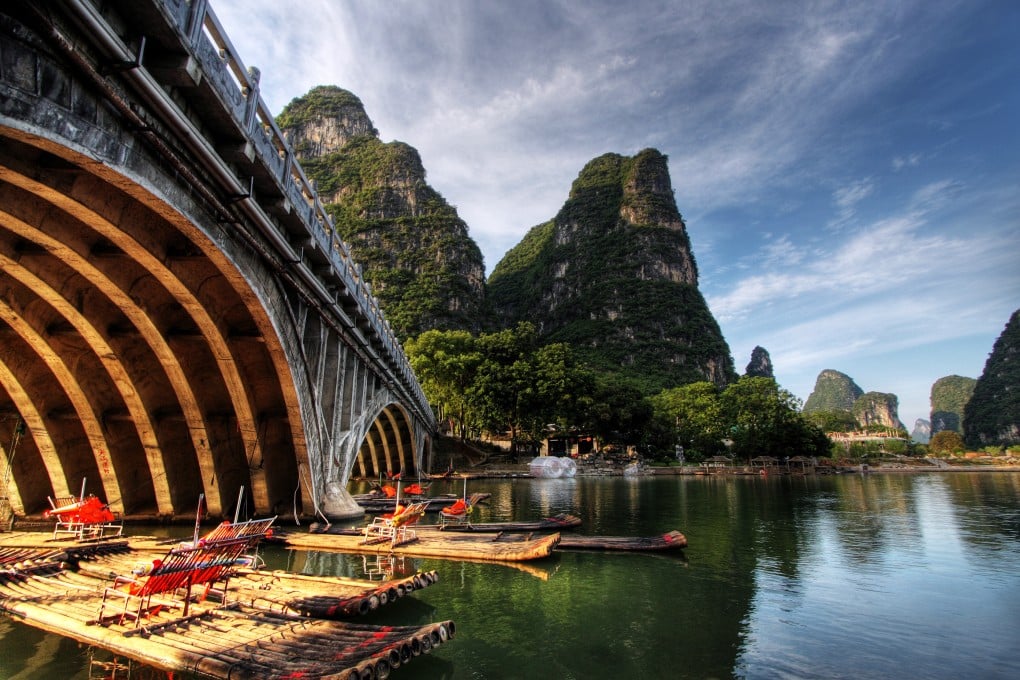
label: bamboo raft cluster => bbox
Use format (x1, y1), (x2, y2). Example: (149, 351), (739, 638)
(0, 537), (454, 678)
(72, 545), (441, 619)
(278, 512), (687, 557)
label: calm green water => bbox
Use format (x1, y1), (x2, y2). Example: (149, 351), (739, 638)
(2, 472), (1018, 679)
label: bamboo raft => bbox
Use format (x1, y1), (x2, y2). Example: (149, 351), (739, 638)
(557, 530), (688, 552)
(0, 545), (454, 679)
(71, 547), (441, 619)
(354, 492), (491, 514)
(311, 512), (583, 536)
(283, 528), (561, 563)
(434, 512), (583, 532)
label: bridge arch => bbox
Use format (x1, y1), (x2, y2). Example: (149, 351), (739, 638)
(0, 132), (297, 518)
(0, 0), (436, 522)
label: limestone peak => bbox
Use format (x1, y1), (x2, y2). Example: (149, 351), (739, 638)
(278, 85), (379, 159)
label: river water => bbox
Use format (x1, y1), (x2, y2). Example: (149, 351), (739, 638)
(1, 472), (1018, 679)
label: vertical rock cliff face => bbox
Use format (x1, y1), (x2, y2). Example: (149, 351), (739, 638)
(280, 87), (378, 158)
(911, 418), (931, 444)
(277, 86), (486, 339)
(853, 392), (904, 430)
(745, 346), (774, 378)
(488, 149), (735, 390)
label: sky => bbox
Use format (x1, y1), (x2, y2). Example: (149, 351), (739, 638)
(211, 0), (1019, 429)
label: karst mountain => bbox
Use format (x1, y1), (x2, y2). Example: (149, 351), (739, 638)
(279, 86), (736, 393)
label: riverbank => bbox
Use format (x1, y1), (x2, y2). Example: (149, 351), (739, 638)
(435, 459), (1020, 479)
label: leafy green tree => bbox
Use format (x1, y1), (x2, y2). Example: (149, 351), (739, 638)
(648, 382), (727, 460)
(579, 375), (654, 447)
(803, 410), (859, 433)
(469, 324), (537, 451)
(529, 342), (596, 434)
(405, 329), (481, 439)
(408, 324), (596, 454)
(468, 323), (595, 456)
(930, 430), (965, 455)
(720, 377), (829, 461)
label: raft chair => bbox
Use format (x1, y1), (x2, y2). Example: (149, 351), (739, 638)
(438, 497), (473, 527)
(439, 475), (473, 527)
(45, 479), (122, 541)
(46, 494), (123, 541)
(361, 501), (428, 547)
(92, 516), (275, 630)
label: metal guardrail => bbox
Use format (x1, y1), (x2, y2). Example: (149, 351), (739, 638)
(67, 0), (432, 424)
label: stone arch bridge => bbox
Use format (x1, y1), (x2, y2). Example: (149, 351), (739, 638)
(0, 0), (437, 522)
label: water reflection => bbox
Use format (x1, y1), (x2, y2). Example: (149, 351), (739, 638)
(3, 473), (1019, 679)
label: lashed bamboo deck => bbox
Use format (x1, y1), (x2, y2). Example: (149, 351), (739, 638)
(557, 530), (687, 551)
(431, 512), (583, 532)
(73, 548), (441, 619)
(0, 548), (453, 678)
(353, 492), (491, 514)
(283, 528), (561, 562)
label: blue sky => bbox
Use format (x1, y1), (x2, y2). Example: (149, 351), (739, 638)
(212, 0), (1019, 428)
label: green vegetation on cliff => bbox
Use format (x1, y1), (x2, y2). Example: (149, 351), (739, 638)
(488, 149), (734, 393)
(803, 370), (864, 413)
(276, 85), (371, 129)
(964, 309), (1020, 447)
(930, 375), (976, 435)
(277, 87), (485, 339)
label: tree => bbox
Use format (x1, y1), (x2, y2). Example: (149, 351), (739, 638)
(405, 329), (481, 439)
(468, 322), (595, 456)
(579, 375), (654, 447)
(648, 382), (726, 460)
(930, 430), (965, 455)
(408, 323), (596, 454)
(470, 323), (538, 452)
(720, 377), (829, 461)
(529, 342), (596, 434)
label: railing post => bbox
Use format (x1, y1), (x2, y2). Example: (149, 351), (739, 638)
(243, 66), (260, 133)
(185, 0), (209, 48)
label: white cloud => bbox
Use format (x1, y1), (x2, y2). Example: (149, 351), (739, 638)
(892, 153), (922, 170)
(708, 193), (1007, 327)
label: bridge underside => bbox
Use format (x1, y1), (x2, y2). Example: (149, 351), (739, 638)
(0, 131), (425, 520)
(0, 0), (433, 523)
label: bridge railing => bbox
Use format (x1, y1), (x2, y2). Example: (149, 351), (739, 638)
(149, 0), (429, 417)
